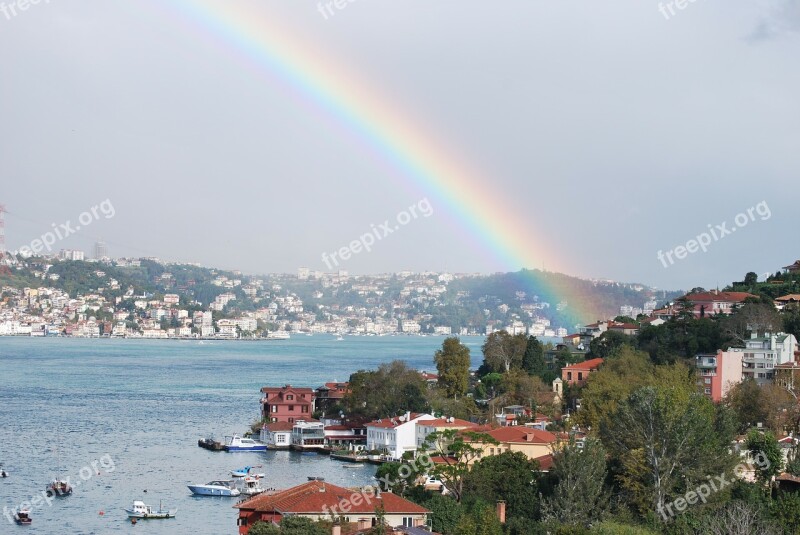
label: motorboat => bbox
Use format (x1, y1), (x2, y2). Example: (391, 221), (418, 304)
(125, 500), (177, 519)
(231, 465), (264, 478)
(46, 479), (73, 497)
(235, 475), (265, 496)
(14, 510), (32, 525)
(224, 434), (266, 452)
(187, 480), (241, 497)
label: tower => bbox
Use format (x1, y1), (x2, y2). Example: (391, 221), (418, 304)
(94, 239), (108, 260)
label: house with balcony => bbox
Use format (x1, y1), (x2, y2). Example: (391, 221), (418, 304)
(737, 333), (799, 386)
(696, 350), (743, 402)
(260, 385), (315, 424)
(365, 412), (434, 460)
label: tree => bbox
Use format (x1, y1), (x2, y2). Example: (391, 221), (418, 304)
(344, 360), (429, 419)
(248, 517), (331, 535)
(522, 335), (546, 376)
(423, 429), (498, 503)
(601, 383), (736, 518)
(424, 494), (466, 534)
(498, 370), (548, 409)
(744, 271), (759, 287)
(435, 337), (471, 397)
(541, 438), (610, 527)
(723, 303), (783, 344)
(453, 503), (503, 535)
(745, 430), (783, 487)
(480, 331), (527, 373)
(588, 331), (633, 359)
(706, 501), (779, 535)
(462, 451), (540, 522)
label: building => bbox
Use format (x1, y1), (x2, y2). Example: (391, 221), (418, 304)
(259, 421), (293, 449)
(322, 421), (367, 449)
(314, 382), (349, 413)
(737, 333), (799, 386)
(561, 358), (604, 386)
(679, 291), (756, 317)
(466, 426), (558, 463)
(775, 294), (800, 311)
(365, 412), (434, 460)
(775, 362), (800, 394)
(234, 480), (430, 534)
(696, 350), (744, 402)
(783, 260), (800, 274)
(260, 385), (315, 424)
(94, 240), (108, 260)
(415, 417), (477, 449)
(290, 420), (325, 450)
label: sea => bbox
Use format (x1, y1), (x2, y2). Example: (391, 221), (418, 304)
(0, 334), (491, 535)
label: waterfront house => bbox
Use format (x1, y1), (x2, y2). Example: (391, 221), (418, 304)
(261, 385), (315, 424)
(366, 412), (434, 460)
(259, 421), (293, 449)
(415, 417), (477, 449)
(234, 480), (430, 534)
(561, 358), (604, 386)
(291, 420), (326, 450)
(323, 421), (367, 450)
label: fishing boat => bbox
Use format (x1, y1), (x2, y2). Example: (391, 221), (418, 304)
(46, 479), (73, 497)
(14, 510), (32, 525)
(187, 480), (241, 497)
(125, 500), (177, 519)
(231, 465), (264, 478)
(224, 434), (266, 452)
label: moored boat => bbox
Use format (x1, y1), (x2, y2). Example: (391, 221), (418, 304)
(124, 500), (177, 519)
(231, 465), (264, 478)
(14, 510), (32, 525)
(224, 434), (266, 452)
(235, 475), (265, 496)
(187, 480), (241, 497)
(46, 479), (72, 497)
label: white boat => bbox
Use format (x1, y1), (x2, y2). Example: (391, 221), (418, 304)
(224, 434), (267, 452)
(266, 331), (290, 340)
(235, 475), (266, 496)
(124, 500), (177, 519)
(187, 480), (241, 497)
(231, 465), (264, 478)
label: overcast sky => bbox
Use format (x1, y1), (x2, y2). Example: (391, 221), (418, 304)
(1, 0), (798, 290)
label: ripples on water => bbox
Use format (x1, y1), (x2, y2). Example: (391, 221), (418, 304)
(0, 336), (487, 534)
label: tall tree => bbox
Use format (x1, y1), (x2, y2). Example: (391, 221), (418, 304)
(422, 429), (498, 503)
(541, 438), (610, 527)
(522, 335), (545, 376)
(462, 451), (540, 522)
(435, 337), (471, 398)
(345, 360), (429, 419)
(745, 430), (783, 487)
(480, 331), (527, 373)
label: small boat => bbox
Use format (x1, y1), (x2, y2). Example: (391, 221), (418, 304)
(231, 465), (264, 478)
(235, 475), (265, 496)
(125, 500), (177, 519)
(1, 463), (7, 477)
(307, 476), (325, 481)
(187, 480), (241, 497)
(342, 463), (364, 467)
(224, 434), (266, 452)
(46, 479), (73, 497)
(336, 335), (344, 341)
(14, 510), (32, 525)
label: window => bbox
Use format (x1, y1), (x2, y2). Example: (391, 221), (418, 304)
(567, 372), (573, 381)
(704, 388), (711, 395)
(288, 405), (294, 411)
(704, 378), (711, 384)
(402, 517), (414, 527)
(272, 405), (278, 413)
(286, 394), (294, 400)
(578, 372), (583, 381)
(302, 406), (309, 413)
(288, 418), (294, 423)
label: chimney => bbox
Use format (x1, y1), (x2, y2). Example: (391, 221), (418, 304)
(405, 411), (411, 421)
(331, 524), (341, 535)
(497, 500), (506, 524)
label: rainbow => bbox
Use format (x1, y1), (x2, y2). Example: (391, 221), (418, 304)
(149, 1), (602, 327)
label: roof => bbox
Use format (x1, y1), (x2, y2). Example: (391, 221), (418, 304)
(264, 421), (295, 432)
(417, 418), (477, 429)
(534, 454), (555, 471)
(366, 413), (428, 429)
(681, 291), (755, 303)
(562, 358), (604, 372)
(261, 385), (315, 395)
(483, 426), (557, 445)
(235, 480), (430, 515)
(776, 294), (800, 302)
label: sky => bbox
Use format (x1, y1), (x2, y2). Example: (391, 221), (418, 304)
(1, 0), (798, 290)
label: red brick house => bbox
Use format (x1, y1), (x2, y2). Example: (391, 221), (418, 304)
(561, 358), (604, 386)
(234, 480), (430, 534)
(261, 385), (315, 424)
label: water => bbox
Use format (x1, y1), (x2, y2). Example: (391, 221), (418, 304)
(0, 335), (486, 534)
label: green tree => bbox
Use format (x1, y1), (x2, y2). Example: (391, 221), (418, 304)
(424, 494), (466, 534)
(588, 331), (633, 359)
(344, 360), (429, 419)
(462, 451), (540, 522)
(745, 430), (783, 487)
(423, 429), (498, 503)
(522, 335), (546, 376)
(435, 337), (471, 398)
(480, 331), (527, 373)
(541, 438), (610, 527)
(453, 503), (503, 535)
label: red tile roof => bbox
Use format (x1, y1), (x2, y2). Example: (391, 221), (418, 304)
(416, 418), (476, 428)
(534, 454), (555, 471)
(484, 426), (557, 444)
(366, 413), (427, 429)
(562, 358), (604, 372)
(235, 480), (430, 515)
(264, 422), (295, 432)
(682, 291), (755, 303)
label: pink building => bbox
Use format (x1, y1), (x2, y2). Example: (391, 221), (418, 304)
(260, 385), (315, 424)
(696, 350), (743, 402)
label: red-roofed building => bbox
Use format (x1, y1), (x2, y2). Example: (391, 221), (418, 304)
(561, 358), (604, 386)
(261, 385), (315, 424)
(465, 426), (558, 463)
(259, 421), (294, 449)
(315, 382), (349, 412)
(234, 480), (430, 534)
(419, 371), (439, 387)
(679, 291), (756, 317)
(366, 412), (434, 459)
(415, 417), (477, 449)
(534, 454), (555, 472)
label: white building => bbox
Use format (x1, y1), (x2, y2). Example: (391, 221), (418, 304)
(365, 412), (434, 460)
(737, 332), (799, 386)
(415, 417), (477, 449)
(260, 421), (293, 449)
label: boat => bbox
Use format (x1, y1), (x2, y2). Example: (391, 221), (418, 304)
(266, 331), (290, 340)
(1, 463), (7, 477)
(125, 500), (177, 519)
(231, 465), (264, 478)
(187, 480), (241, 497)
(198, 437), (226, 451)
(224, 434), (267, 452)
(14, 510), (32, 525)
(336, 335), (344, 341)
(235, 475), (266, 496)
(341, 463), (364, 467)
(46, 479), (73, 497)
